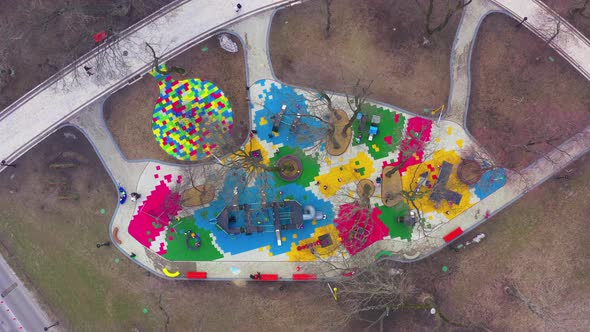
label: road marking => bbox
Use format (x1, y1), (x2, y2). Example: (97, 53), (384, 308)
(0, 300), (24, 330)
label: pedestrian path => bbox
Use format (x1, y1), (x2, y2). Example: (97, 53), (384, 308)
(377, 125), (590, 260)
(445, 0), (498, 125)
(228, 11), (276, 85)
(70, 101), (147, 189)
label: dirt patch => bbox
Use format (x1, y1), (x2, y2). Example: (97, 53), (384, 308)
(269, 0), (463, 115)
(0, 0), (174, 110)
(0, 126), (341, 331)
(181, 185), (216, 207)
(543, 0), (590, 39)
(103, 34), (248, 163)
(466, 13), (590, 170)
(381, 167), (402, 207)
(356, 179), (375, 198)
(327, 109), (352, 156)
(391, 152), (590, 331)
(456, 158), (483, 185)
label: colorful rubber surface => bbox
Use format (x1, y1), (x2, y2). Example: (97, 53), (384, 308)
(127, 79), (508, 263)
(150, 65), (233, 161)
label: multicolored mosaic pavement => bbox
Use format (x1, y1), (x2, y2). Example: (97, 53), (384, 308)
(127, 79), (507, 262)
(150, 65), (233, 161)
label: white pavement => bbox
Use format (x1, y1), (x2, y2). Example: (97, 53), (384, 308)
(445, 0), (498, 125)
(228, 10), (276, 85)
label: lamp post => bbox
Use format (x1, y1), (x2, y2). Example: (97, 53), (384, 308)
(96, 241), (111, 248)
(0, 160), (16, 168)
(44, 321), (59, 331)
(515, 17), (528, 29)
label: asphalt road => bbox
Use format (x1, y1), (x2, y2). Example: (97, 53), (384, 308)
(0, 255), (50, 331)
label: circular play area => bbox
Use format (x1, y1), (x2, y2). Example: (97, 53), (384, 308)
(150, 65), (233, 161)
(276, 155), (303, 181)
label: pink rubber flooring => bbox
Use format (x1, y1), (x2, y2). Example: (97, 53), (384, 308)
(128, 180), (182, 255)
(334, 203), (389, 255)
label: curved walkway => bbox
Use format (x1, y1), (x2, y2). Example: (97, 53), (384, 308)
(445, 0), (499, 125)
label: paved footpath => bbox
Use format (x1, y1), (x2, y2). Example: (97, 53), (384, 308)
(445, 0), (498, 125)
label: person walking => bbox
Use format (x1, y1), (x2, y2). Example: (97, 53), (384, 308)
(234, 3), (242, 12)
(83, 65), (94, 76)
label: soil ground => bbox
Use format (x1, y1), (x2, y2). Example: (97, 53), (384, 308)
(0, 0), (173, 110)
(543, 0), (590, 39)
(0, 127), (338, 331)
(327, 109), (352, 156)
(268, 0), (463, 115)
(103, 34), (248, 163)
(390, 152), (590, 331)
(466, 13), (590, 170)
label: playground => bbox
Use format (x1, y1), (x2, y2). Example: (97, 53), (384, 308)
(126, 77), (508, 265)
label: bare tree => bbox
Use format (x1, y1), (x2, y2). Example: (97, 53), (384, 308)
(206, 127), (303, 205)
(570, 0), (590, 18)
(267, 79), (373, 156)
(541, 14), (562, 45)
(328, 261), (418, 330)
(181, 164), (224, 208)
(384, 123), (431, 179)
(414, 0), (472, 45)
(509, 133), (570, 167)
(503, 280), (560, 328)
(14, 0), (172, 87)
(0, 20), (21, 94)
(323, 0), (333, 39)
(145, 42), (186, 75)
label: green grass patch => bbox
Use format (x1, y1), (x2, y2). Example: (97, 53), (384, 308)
(163, 217), (223, 261)
(352, 104), (406, 160)
(270, 146), (320, 187)
(376, 202), (412, 240)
